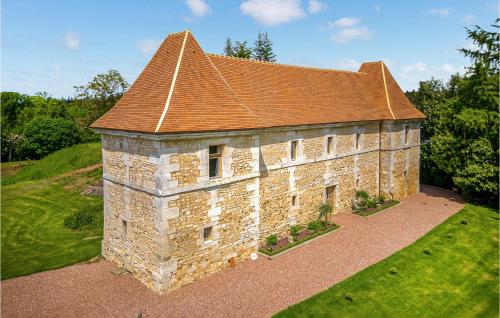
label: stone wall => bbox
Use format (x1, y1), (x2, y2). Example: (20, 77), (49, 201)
(99, 119), (421, 293)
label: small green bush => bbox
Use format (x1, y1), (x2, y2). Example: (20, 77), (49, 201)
(389, 267), (398, 275)
(318, 203), (332, 222)
(367, 198), (378, 208)
(64, 203), (102, 230)
(344, 294), (354, 302)
(423, 248), (432, 255)
(377, 195), (386, 205)
(307, 220), (322, 231)
(290, 225), (300, 238)
(461, 219), (469, 225)
(266, 234), (278, 246)
(355, 190), (369, 200)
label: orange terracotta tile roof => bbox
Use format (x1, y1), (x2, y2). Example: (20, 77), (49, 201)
(91, 30), (424, 134)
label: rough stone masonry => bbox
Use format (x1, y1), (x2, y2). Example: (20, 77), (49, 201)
(99, 120), (420, 293)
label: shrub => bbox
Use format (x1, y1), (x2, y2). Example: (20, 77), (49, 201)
(389, 267), (398, 275)
(290, 225), (300, 238)
(377, 195), (386, 205)
(318, 203), (332, 222)
(367, 198), (378, 208)
(266, 234), (278, 246)
(20, 116), (81, 159)
(461, 219), (469, 225)
(423, 248), (432, 255)
(307, 220), (322, 232)
(64, 203), (102, 230)
(344, 294), (353, 302)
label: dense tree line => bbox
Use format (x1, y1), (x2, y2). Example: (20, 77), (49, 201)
(1, 70), (128, 161)
(406, 20), (499, 205)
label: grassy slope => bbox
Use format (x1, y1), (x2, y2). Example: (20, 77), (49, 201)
(275, 204), (499, 318)
(1, 143), (103, 279)
(2, 143), (102, 185)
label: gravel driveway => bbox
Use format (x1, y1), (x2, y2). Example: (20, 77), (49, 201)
(1, 185), (464, 318)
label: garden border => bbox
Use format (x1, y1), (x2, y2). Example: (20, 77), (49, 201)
(257, 225), (341, 260)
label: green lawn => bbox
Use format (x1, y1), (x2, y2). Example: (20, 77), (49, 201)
(275, 204), (499, 318)
(1, 144), (104, 280)
(2, 142), (102, 185)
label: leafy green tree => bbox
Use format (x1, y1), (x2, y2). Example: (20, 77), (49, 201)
(409, 20), (499, 204)
(233, 41), (253, 59)
(223, 37), (235, 57)
(20, 117), (81, 159)
(73, 69), (129, 127)
(253, 31), (276, 62)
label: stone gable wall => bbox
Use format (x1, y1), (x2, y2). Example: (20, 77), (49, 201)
(100, 120), (420, 293)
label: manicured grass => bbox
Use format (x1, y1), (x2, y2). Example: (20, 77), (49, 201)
(2, 143), (101, 185)
(1, 165), (103, 280)
(275, 204), (499, 317)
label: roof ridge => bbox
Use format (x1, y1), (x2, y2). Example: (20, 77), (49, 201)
(206, 53), (367, 75)
(380, 61), (396, 120)
(155, 30), (189, 132)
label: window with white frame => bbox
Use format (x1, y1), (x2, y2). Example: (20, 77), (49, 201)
(290, 140), (298, 161)
(209, 145), (223, 178)
(327, 136), (333, 155)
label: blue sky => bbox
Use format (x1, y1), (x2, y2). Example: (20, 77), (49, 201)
(2, 0), (498, 97)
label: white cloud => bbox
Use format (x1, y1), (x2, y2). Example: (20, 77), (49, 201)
(308, 0), (326, 14)
(399, 61), (464, 90)
(464, 14), (475, 23)
(330, 26), (374, 44)
(136, 39), (161, 54)
(427, 8), (451, 17)
(338, 58), (361, 70)
(330, 17), (360, 28)
(186, 0), (211, 17)
(373, 5), (381, 12)
(240, 0), (306, 26)
(402, 62), (428, 73)
(63, 32), (80, 50)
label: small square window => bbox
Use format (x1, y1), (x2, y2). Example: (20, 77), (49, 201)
(355, 133), (361, 150)
(290, 140), (298, 160)
(203, 226), (213, 241)
(327, 136), (333, 155)
(209, 145), (223, 178)
(291, 195), (297, 206)
(122, 220), (128, 236)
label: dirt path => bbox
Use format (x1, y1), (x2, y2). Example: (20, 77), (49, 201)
(1, 186), (464, 318)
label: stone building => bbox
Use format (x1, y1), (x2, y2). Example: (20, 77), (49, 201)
(91, 30), (425, 293)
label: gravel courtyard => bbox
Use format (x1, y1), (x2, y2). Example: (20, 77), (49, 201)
(1, 185), (464, 318)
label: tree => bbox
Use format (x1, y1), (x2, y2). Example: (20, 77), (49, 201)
(233, 41), (252, 59)
(408, 20), (499, 204)
(20, 116), (81, 159)
(73, 70), (129, 127)
(253, 31), (276, 62)
(223, 37), (235, 57)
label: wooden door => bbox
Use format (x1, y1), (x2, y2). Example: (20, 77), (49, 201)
(326, 185), (336, 209)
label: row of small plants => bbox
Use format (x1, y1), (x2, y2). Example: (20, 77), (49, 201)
(259, 203), (339, 256)
(352, 190), (399, 217)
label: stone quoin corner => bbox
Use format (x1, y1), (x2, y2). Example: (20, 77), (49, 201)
(91, 30), (425, 293)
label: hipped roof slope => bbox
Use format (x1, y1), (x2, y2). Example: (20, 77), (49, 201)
(92, 30), (424, 134)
